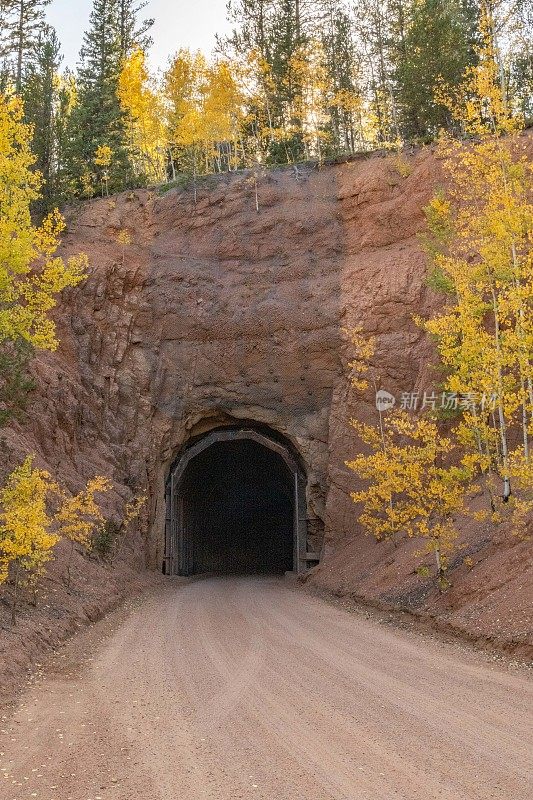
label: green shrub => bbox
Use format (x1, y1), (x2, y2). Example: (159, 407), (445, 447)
(91, 519), (120, 559)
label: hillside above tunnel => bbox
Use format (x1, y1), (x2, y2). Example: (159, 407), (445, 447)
(1, 143), (532, 695)
(3, 148), (441, 562)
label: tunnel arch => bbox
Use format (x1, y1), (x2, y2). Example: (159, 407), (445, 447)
(164, 425), (309, 576)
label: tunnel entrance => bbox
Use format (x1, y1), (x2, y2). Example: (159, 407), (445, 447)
(164, 427), (308, 576)
(178, 439), (293, 574)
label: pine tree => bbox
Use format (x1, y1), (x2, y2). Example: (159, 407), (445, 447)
(267, 0), (309, 160)
(353, 0), (399, 143)
(67, 0), (133, 195)
(394, 0), (478, 140)
(0, 2), (15, 87)
(117, 0), (154, 59)
(52, 69), (78, 204)
(1, 0), (51, 93)
(224, 0), (276, 63)
(21, 25), (61, 212)
(222, 1), (279, 162)
(317, 0), (361, 153)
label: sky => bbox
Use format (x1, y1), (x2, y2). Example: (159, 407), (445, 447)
(46, 0), (232, 72)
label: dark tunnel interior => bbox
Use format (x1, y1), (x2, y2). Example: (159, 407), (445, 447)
(179, 439), (295, 575)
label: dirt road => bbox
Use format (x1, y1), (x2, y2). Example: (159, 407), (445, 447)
(1, 576), (532, 800)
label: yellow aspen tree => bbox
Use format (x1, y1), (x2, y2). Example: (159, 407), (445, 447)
(347, 417), (413, 547)
(420, 9), (532, 511)
(80, 169), (96, 199)
(94, 144), (113, 197)
(238, 50), (277, 164)
(202, 60), (244, 173)
(111, 493), (146, 563)
(0, 93), (87, 351)
(175, 106), (205, 203)
(164, 49), (208, 190)
(330, 89), (367, 152)
(415, 257), (502, 497)
(347, 412), (470, 587)
(0, 456), (112, 620)
(54, 476), (111, 587)
(118, 48), (166, 183)
(124, 494), (146, 527)
(0, 457), (58, 625)
(346, 326), (376, 393)
(165, 52), (244, 186)
(234, 52), (278, 210)
(290, 40), (331, 162)
(345, 326), (407, 548)
(116, 228), (132, 265)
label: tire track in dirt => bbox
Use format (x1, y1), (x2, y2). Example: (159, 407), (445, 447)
(1, 576), (531, 800)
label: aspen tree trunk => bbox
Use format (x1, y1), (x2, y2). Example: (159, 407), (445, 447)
(434, 542), (444, 587)
(16, 0), (24, 94)
(238, 134), (246, 169)
(484, 1), (508, 105)
(364, 39), (384, 141)
(374, 4), (400, 142)
(491, 409), (501, 462)
(295, 0), (301, 40)
(511, 273), (533, 449)
(65, 539), (75, 588)
(168, 148), (176, 182)
(521, 374), (529, 460)
(491, 287), (511, 500)
(374, 379), (397, 547)
(496, 134), (533, 440)
(474, 409), (497, 511)
(264, 93), (274, 151)
(11, 559), (21, 626)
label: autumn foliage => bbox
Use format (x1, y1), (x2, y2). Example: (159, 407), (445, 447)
(347, 14), (532, 586)
(421, 16), (532, 529)
(0, 458), (110, 623)
(0, 92), (111, 623)
(0, 94), (87, 350)
(348, 414), (471, 586)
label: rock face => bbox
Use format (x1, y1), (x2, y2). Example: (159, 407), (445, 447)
(3, 144), (532, 661)
(3, 151), (440, 568)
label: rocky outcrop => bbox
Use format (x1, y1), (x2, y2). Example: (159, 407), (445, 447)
(2, 145), (531, 664)
(4, 151), (436, 555)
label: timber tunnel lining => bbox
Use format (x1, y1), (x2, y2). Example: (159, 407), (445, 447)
(164, 427), (309, 576)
